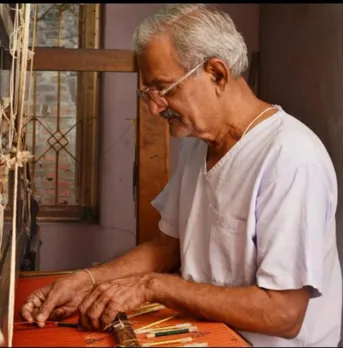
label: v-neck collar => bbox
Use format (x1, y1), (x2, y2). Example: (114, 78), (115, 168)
(202, 105), (282, 177)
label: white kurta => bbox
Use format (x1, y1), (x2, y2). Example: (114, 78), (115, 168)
(152, 105), (342, 347)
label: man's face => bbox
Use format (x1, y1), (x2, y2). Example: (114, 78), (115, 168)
(137, 35), (221, 139)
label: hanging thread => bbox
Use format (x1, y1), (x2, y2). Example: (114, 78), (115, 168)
(241, 106), (278, 138)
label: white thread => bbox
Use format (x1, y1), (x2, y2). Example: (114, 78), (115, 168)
(241, 106), (278, 138)
(0, 151), (32, 170)
(7, 5), (32, 347)
(0, 204), (4, 260)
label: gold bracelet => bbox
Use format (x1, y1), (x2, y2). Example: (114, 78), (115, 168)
(83, 268), (96, 287)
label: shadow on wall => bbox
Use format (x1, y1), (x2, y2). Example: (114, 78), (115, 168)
(259, 3), (343, 346)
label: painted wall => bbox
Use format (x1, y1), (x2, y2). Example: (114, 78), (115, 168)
(259, 4), (343, 345)
(34, 3), (260, 271)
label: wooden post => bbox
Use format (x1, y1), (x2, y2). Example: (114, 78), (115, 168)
(135, 73), (170, 245)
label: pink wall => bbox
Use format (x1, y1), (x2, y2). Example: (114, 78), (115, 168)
(35, 4), (260, 271)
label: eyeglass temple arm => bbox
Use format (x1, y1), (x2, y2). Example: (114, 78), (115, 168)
(161, 61), (205, 96)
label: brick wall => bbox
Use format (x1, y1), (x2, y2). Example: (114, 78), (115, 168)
(26, 4), (80, 206)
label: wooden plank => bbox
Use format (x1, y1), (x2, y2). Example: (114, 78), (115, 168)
(5, 205), (83, 222)
(31, 47), (136, 72)
(135, 74), (170, 245)
(78, 4), (101, 219)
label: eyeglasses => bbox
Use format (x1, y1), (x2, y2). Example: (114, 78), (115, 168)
(136, 61), (204, 108)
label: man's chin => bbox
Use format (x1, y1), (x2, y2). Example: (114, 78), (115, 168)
(168, 123), (191, 139)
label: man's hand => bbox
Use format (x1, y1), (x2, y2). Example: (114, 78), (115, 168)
(78, 273), (154, 330)
(21, 271), (94, 327)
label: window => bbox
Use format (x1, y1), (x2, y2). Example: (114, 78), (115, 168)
(2, 3), (170, 242)
(1, 4), (101, 221)
(24, 4), (101, 221)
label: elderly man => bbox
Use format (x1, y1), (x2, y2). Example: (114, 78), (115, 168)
(21, 4), (342, 347)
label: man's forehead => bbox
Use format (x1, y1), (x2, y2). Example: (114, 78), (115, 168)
(137, 35), (183, 86)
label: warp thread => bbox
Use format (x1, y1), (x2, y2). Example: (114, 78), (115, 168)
(0, 151), (33, 170)
(8, 7), (34, 61)
(6, 4), (33, 347)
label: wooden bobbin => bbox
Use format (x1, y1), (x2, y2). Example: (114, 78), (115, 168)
(111, 312), (141, 347)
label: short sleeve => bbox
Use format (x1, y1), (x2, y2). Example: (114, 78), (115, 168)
(151, 141), (186, 239)
(255, 162), (335, 298)
(151, 170), (181, 238)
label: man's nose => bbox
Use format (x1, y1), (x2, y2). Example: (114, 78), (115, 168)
(147, 99), (167, 116)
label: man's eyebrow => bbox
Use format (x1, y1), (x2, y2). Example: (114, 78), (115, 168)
(143, 78), (175, 87)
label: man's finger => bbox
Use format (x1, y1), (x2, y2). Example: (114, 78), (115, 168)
(79, 283), (111, 330)
(86, 289), (116, 330)
(79, 283), (111, 316)
(31, 295), (44, 309)
(50, 305), (76, 321)
(21, 302), (35, 323)
(101, 302), (120, 330)
(21, 285), (51, 322)
(35, 290), (61, 323)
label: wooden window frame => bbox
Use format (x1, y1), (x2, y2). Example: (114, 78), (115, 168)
(3, 4), (102, 222)
(33, 4), (101, 222)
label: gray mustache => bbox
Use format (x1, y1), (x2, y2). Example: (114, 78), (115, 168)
(160, 108), (181, 120)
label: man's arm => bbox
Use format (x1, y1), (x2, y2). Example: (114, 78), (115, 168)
(148, 273), (311, 339)
(86, 231), (180, 284)
(21, 231), (180, 325)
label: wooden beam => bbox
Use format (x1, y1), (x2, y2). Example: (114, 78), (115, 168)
(136, 74), (170, 245)
(78, 4), (101, 217)
(32, 47), (136, 72)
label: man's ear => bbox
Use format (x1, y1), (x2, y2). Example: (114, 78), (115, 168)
(204, 58), (230, 89)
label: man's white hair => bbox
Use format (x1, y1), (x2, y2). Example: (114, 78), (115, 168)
(133, 4), (249, 78)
